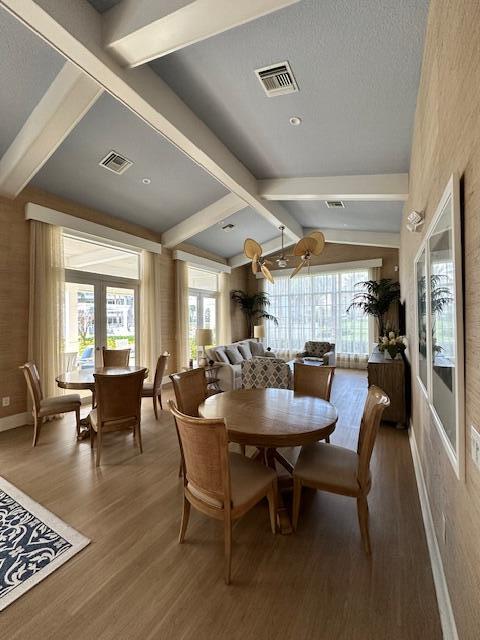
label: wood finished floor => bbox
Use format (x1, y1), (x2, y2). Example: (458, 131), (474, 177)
(0, 370), (442, 640)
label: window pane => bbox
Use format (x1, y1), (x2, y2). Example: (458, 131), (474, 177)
(64, 282), (95, 398)
(188, 267), (218, 291)
(106, 286), (136, 365)
(63, 234), (139, 279)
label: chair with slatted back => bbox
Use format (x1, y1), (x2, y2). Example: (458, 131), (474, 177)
(20, 362), (81, 446)
(294, 363), (335, 442)
(102, 347), (130, 367)
(89, 368), (146, 466)
(169, 400), (278, 584)
(292, 385), (390, 554)
(169, 368), (207, 417)
(142, 354), (168, 420)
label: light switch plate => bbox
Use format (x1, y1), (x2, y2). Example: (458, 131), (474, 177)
(1, 397), (10, 407)
(470, 425), (480, 471)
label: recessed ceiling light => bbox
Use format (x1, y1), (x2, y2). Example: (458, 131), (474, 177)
(289, 116), (302, 126)
(142, 177), (151, 185)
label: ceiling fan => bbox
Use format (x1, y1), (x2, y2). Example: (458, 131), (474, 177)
(290, 230), (325, 279)
(244, 238), (275, 283)
(275, 225), (289, 268)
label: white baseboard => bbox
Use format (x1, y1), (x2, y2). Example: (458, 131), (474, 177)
(409, 424), (458, 640)
(0, 412), (32, 432)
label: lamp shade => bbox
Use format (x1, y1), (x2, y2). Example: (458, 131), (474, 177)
(254, 325), (265, 339)
(196, 328), (213, 346)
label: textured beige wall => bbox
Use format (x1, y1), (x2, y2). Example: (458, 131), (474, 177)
(0, 187), (242, 418)
(399, 1), (480, 637)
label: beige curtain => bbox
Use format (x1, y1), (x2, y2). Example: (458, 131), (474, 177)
(140, 250), (163, 381)
(28, 221), (65, 398)
(175, 260), (189, 370)
(218, 271), (231, 345)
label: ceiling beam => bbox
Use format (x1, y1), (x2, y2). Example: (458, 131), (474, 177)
(1, 0), (302, 242)
(104, 0), (301, 68)
(0, 60), (102, 198)
(162, 193), (247, 248)
(258, 174), (409, 201)
(307, 228), (400, 248)
(228, 227), (400, 267)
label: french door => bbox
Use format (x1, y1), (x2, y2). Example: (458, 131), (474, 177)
(64, 270), (139, 370)
(188, 290), (218, 359)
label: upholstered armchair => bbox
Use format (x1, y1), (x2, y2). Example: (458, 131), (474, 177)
(296, 341), (336, 366)
(241, 357), (292, 390)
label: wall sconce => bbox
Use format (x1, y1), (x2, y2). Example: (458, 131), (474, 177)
(406, 210), (424, 232)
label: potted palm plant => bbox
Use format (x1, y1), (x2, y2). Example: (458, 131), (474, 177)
(230, 290), (278, 338)
(347, 278), (401, 338)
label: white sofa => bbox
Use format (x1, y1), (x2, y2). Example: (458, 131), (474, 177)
(206, 339), (276, 391)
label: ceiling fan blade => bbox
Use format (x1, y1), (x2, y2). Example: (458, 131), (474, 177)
(244, 238), (263, 260)
(308, 231), (325, 255)
(290, 260), (306, 279)
(261, 264), (275, 284)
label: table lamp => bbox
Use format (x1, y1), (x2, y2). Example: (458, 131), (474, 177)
(196, 328), (213, 367)
(253, 325), (265, 342)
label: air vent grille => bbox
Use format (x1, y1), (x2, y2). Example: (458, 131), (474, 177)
(222, 223), (235, 232)
(255, 61), (298, 97)
(325, 200), (345, 209)
(99, 151), (133, 175)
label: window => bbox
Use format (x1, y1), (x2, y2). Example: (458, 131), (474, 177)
(264, 268), (370, 355)
(188, 266), (218, 359)
(63, 232), (139, 375)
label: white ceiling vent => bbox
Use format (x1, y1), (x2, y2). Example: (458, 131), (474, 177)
(325, 200), (345, 209)
(222, 223), (235, 232)
(255, 61), (298, 97)
(99, 151), (133, 175)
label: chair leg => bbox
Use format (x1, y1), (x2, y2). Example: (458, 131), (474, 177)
(357, 494), (371, 554)
(32, 415), (43, 447)
(325, 435), (330, 443)
(178, 496), (191, 543)
(96, 429), (102, 467)
(91, 389), (96, 409)
(137, 423), (143, 454)
(158, 392), (163, 411)
(153, 395), (158, 421)
(90, 426), (95, 449)
(224, 513), (232, 585)
(292, 477), (302, 531)
(178, 460), (183, 477)
(267, 481), (278, 534)
(75, 407), (81, 438)
(240, 444), (246, 456)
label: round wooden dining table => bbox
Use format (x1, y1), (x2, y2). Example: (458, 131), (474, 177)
(199, 387), (338, 534)
(56, 366), (148, 438)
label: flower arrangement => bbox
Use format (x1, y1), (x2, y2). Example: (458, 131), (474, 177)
(378, 331), (406, 360)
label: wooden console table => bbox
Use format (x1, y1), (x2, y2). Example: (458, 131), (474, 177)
(367, 348), (406, 427)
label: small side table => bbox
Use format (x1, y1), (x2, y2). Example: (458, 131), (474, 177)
(182, 363), (223, 395)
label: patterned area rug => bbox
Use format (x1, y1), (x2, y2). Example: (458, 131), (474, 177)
(0, 476), (90, 611)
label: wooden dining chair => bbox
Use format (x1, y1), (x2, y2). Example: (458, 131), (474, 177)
(20, 362), (81, 446)
(168, 400), (278, 584)
(169, 368), (207, 417)
(102, 347), (130, 367)
(292, 385), (390, 554)
(294, 363), (335, 442)
(89, 368), (146, 466)
(142, 354), (168, 420)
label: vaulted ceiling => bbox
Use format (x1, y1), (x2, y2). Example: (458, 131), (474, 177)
(0, 0), (430, 264)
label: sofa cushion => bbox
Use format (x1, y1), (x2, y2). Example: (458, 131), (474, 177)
(250, 341), (266, 356)
(213, 347), (229, 364)
(225, 346), (244, 365)
(238, 343), (253, 360)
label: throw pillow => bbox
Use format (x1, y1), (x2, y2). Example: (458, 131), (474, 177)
(250, 341), (266, 356)
(214, 348), (229, 364)
(238, 343), (253, 360)
(224, 346), (244, 365)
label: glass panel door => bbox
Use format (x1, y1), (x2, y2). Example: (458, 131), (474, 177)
(105, 286), (136, 365)
(188, 294), (199, 361)
(64, 282), (96, 371)
(202, 296), (217, 342)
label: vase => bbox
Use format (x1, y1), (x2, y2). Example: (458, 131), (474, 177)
(384, 351), (400, 360)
